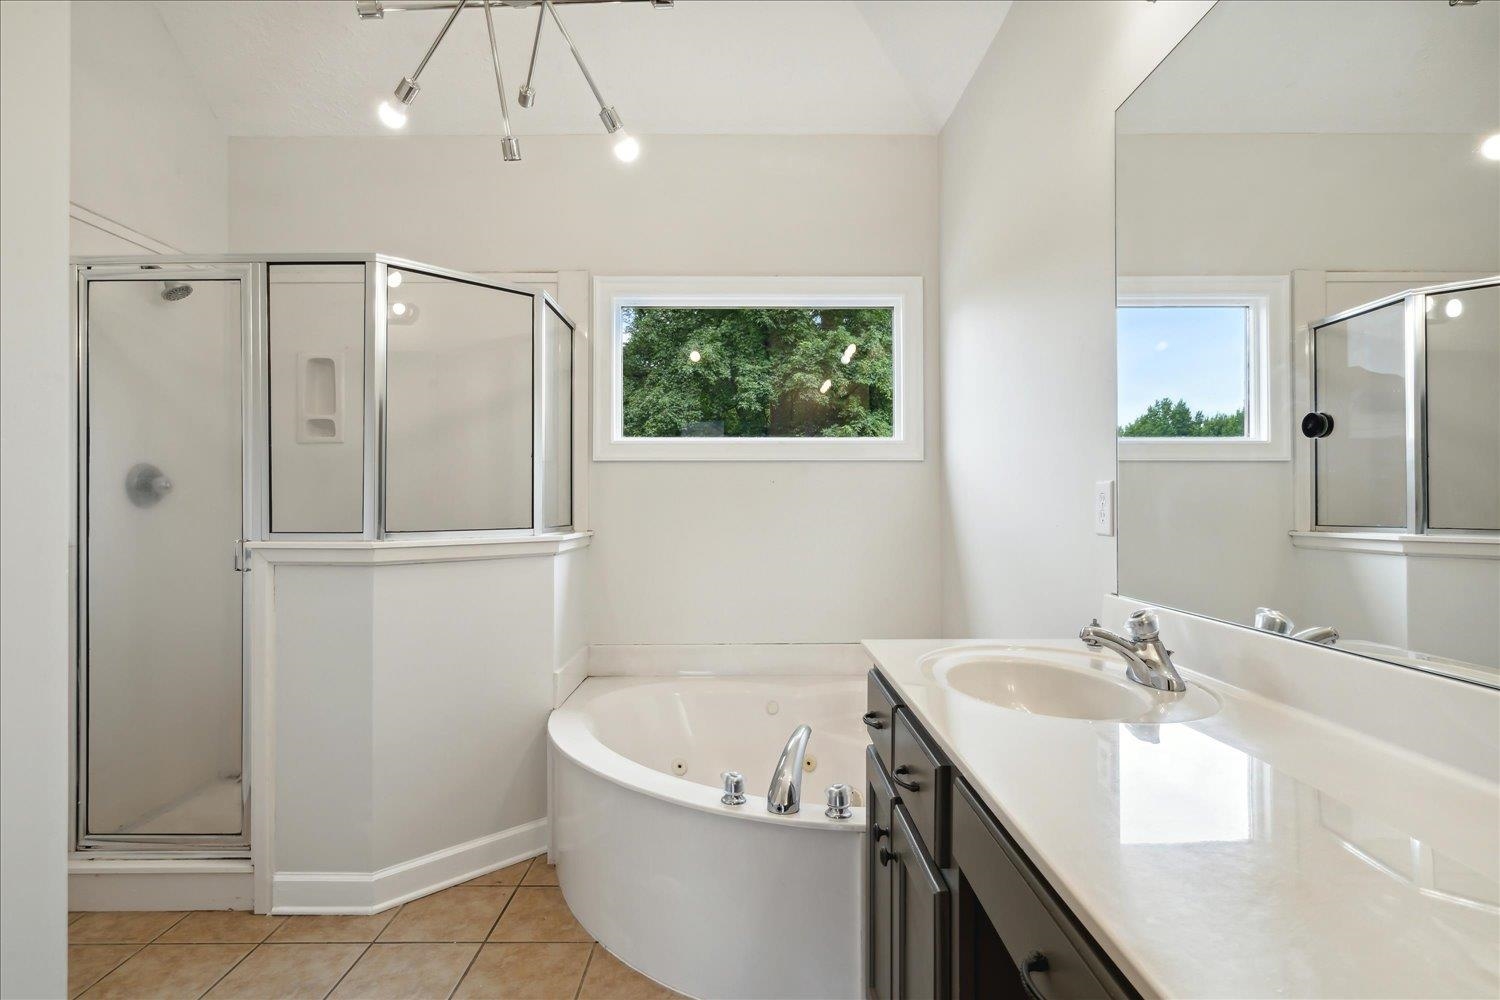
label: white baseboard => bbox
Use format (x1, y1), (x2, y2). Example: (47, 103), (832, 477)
(70, 859), (254, 911)
(272, 819), (547, 914)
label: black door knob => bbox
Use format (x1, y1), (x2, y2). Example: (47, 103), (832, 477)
(1301, 412), (1335, 438)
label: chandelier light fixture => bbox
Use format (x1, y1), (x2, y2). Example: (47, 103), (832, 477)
(356, 0), (671, 163)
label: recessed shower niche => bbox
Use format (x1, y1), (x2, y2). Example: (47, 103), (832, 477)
(71, 255), (577, 853)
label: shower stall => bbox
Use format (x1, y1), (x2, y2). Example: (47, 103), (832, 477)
(71, 255), (576, 853)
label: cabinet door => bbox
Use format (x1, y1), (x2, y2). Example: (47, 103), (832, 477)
(892, 802), (950, 1000)
(868, 747), (897, 999)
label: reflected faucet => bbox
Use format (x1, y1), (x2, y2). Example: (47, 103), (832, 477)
(1254, 607), (1338, 645)
(1080, 609), (1187, 693)
(767, 725), (812, 815)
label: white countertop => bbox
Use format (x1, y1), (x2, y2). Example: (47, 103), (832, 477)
(864, 638), (1500, 1000)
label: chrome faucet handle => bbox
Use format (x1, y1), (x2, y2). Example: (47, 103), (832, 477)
(720, 771), (746, 806)
(1253, 607), (1295, 635)
(825, 783), (853, 820)
(1125, 608), (1160, 642)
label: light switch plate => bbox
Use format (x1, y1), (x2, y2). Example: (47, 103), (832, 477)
(1094, 480), (1115, 536)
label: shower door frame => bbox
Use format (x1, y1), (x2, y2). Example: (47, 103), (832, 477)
(72, 262), (261, 855)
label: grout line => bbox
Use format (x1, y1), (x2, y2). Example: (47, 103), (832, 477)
(71, 942), (145, 999)
(448, 940), (487, 1000)
(194, 940), (262, 1000)
(574, 943), (597, 1000)
(322, 940), (377, 1000)
(149, 911), (194, 944)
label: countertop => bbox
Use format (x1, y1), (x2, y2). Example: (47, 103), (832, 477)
(864, 638), (1500, 1000)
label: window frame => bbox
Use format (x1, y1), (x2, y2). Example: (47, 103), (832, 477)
(592, 276), (924, 461)
(1116, 275), (1290, 462)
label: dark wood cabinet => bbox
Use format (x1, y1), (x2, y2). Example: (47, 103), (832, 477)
(865, 668), (1138, 1000)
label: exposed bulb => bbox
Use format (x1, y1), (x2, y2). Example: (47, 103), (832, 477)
(688, 349), (701, 363)
(387, 270), (403, 288)
(1445, 298), (1464, 319)
(613, 133), (641, 163)
(1481, 134), (1500, 162)
(377, 100), (408, 130)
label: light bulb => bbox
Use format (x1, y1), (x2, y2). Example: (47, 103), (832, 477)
(387, 270), (403, 288)
(1445, 298), (1464, 319)
(377, 100), (409, 130)
(613, 133), (640, 163)
(391, 301), (408, 317)
(819, 379), (832, 394)
(688, 349), (701, 363)
(840, 343), (856, 365)
(1481, 134), (1500, 162)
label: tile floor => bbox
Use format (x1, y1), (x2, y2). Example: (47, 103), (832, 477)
(68, 855), (683, 1000)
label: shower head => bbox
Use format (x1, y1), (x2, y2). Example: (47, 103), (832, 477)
(160, 281), (193, 302)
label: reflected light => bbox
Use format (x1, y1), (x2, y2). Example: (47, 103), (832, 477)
(688, 349), (701, 363)
(840, 343), (857, 365)
(390, 301), (408, 317)
(377, 100), (408, 130)
(1445, 298), (1464, 319)
(1481, 134), (1500, 161)
(387, 270), (403, 289)
(819, 379), (832, 394)
(1119, 726), (1254, 845)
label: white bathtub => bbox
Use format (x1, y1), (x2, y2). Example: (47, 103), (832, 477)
(549, 675), (867, 999)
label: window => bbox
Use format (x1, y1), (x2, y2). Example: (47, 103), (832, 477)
(1116, 276), (1289, 461)
(593, 277), (923, 460)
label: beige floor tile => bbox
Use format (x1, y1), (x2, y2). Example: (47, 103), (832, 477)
(80, 944), (252, 999)
(204, 943), (366, 999)
(329, 943), (478, 999)
(453, 942), (591, 999)
(577, 948), (682, 1000)
(378, 886), (514, 943)
(266, 910), (399, 943)
(519, 860), (558, 887)
(69, 911), (187, 945)
(157, 910), (286, 944)
(488, 889), (592, 944)
(464, 858), (537, 887)
(68, 945), (140, 999)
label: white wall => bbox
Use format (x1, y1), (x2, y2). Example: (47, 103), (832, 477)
(1, 3), (71, 995)
(70, 0), (227, 251)
(229, 134), (943, 644)
(938, 0), (1214, 637)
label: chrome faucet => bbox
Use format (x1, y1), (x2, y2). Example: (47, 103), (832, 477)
(766, 725), (812, 814)
(1254, 607), (1338, 645)
(1079, 609), (1187, 693)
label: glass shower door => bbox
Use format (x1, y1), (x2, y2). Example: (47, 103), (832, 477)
(81, 274), (248, 848)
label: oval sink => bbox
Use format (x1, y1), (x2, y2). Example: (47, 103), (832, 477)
(920, 645), (1219, 723)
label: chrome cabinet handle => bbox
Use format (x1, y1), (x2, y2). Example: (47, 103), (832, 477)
(862, 711), (884, 730)
(891, 765), (920, 792)
(1019, 951), (1051, 1000)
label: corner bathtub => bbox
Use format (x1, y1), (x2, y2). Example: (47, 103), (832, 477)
(549, 675), (867, 999)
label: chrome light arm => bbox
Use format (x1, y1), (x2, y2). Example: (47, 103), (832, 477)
(543, 0), (624, 131)
(482, 1), (521, 159)
(1080, 609), (1187, 693)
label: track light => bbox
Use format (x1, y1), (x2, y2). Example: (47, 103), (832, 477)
(518, 3), (545, 108)
(376, 0), (465, 129)
(541, 1), (640, 159)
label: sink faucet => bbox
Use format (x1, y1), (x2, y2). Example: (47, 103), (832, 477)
(767, 725), (812, 814)
(1079, 609), (1187, 693)
(1253, 607), (1338, 645)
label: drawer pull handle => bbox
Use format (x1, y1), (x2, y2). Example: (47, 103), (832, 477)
(891, 765), (920, 792)
(862, 711), (885, 730)
(1020, 951), (1051, 1000)
(878, 847), (895, 867)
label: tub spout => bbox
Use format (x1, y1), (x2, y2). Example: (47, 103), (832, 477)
(766, 725), (812, 815)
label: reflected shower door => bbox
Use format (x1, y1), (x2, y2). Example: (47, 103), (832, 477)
(83, 276), (247, 847)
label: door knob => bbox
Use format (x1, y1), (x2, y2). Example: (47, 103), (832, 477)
(1301, 412), (1334, 438)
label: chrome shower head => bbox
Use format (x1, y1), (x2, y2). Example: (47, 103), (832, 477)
(160, 281), (193, 302)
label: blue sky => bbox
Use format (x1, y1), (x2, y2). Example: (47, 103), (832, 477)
(1117, 307), (1248, 423)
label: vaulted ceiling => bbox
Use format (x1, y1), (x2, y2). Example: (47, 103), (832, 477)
(151, 0), (1012, 137)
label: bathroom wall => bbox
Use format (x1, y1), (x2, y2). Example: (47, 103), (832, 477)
(937, 0), (1215, 637)
(70, 0), (228, 252)
(228, 134), (943, 645)
(1, 2), (71, 994)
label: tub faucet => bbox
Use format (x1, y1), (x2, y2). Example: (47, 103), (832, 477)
(767, 725), (812, 815)
(1079, 609), (1187, 693)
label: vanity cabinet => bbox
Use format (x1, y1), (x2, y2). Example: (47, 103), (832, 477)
(865, 669), (1138, 1000)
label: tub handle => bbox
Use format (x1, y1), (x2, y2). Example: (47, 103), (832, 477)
(862, 711), (884, 730)
(891, 765), (921, 792)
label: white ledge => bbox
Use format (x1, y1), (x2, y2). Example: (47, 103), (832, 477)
(249, 531), (593, 566)
(1289, 530), (1498, 559)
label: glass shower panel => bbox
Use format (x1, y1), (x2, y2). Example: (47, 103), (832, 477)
(1426, 283), (1500, 531)
(384, 272), (533, 531)
(85, 278), (244, 838)
(268, 265), (366, 532)
(543, 302), (573, 529)
(1314, 299), (1408, 528)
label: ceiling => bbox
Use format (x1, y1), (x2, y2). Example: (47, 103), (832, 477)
(1118, 0), (1498, 135)
(152, 0), (1012, 137)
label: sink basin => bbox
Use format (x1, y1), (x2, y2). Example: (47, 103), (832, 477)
(920, 644), (1219, 723)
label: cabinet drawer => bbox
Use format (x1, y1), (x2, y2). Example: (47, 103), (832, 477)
(951, 778), (1135, 1000)
(892, 708), (951, 867)
(891, 802), (950, 1000)
(865, 668), (902, 772)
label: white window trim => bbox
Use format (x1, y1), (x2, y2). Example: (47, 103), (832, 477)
(1117, 275), (1290, 462)
(592, 276), (924, 461)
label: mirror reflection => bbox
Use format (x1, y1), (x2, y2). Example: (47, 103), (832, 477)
(1116, 0), (1499, 686)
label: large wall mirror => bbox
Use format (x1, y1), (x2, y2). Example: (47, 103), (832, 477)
(1115, 0), (1499, 687)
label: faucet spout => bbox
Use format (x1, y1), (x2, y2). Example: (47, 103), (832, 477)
(766, 725), (812, 815)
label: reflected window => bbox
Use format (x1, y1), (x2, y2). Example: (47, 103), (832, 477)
(1119, 726), (1254, 845)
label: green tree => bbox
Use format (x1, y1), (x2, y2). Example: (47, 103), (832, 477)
(1118, 397), (1244, 438)
(620, 307), (893, 438)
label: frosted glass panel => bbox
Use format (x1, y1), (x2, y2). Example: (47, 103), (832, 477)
(543, 303), (573, 529)
(269, 265), (365, 532)
(1427, 284), (1500, 531)
(385, 272), (533, 531)
(85, 279), (244, 837)
(1315, 300), (1408, 529)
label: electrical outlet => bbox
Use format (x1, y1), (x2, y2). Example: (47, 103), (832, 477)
(1093, 480), (1115, 536)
